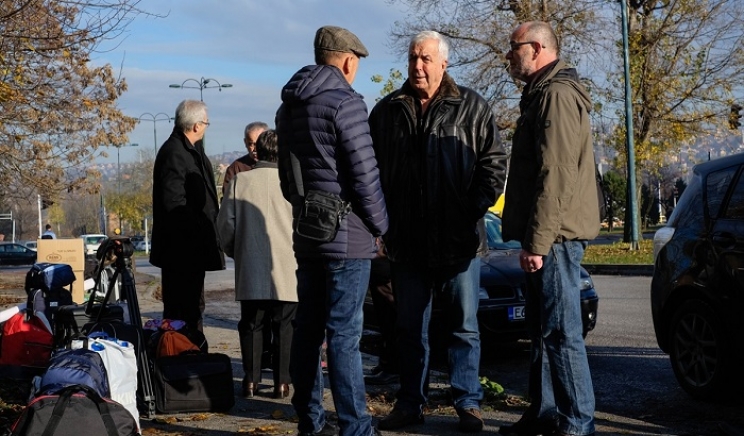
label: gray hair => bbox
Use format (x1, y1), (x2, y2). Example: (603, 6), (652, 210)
(175, 100), (207, 132)
(244, 121), (269, 138)
(522, 21), (560, 55)
(410, 30), (449, 61)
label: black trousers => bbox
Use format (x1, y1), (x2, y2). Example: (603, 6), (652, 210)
(161, 267), (206, 332)
(370, 257), (399, 373)
(238, 300), (298, 385)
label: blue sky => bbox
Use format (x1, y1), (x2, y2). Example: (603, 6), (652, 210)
(93, 0), (409, 163)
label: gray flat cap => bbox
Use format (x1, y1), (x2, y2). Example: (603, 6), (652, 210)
(314, 25), (369, 58)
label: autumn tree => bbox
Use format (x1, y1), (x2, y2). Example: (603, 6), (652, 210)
(383, 0), (744, 241)
(0, 0), (151, 220)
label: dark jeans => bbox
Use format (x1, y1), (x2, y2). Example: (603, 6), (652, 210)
(161, 267), (205, 332)
(290, 258), (372, 436)
(238, 300), (298, 385)
(369, 257), (398, 374)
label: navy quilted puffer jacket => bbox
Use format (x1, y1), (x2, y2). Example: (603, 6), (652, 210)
(276, 64), (388, 259)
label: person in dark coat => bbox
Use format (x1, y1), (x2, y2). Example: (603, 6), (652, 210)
(221, 121), (268, 197)
(369, 30), (508, 433)
(150, 99), (225, 333)
(276, 25), (388, 436)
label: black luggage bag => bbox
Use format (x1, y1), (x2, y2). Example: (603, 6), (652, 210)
(9, 384), (139, 436)
(153, 352), (234, 414)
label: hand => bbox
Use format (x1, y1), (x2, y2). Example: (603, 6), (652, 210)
(519, 249), (543, 273)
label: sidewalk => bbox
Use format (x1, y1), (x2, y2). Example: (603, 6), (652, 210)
(133, 271), (671, 436)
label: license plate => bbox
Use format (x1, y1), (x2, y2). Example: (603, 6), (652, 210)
(508, 306), (525, 321)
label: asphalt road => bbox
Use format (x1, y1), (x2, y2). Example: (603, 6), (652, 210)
(123, 261), (744, 436)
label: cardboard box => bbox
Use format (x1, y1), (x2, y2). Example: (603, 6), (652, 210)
(36, 238), (86, 303)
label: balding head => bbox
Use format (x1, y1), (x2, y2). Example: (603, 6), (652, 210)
(506, 21), (560, 83)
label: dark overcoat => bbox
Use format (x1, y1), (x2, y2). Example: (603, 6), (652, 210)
(150, 128), (225, 271)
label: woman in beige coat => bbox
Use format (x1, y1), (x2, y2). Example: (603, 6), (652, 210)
(217, 130), (298, 399)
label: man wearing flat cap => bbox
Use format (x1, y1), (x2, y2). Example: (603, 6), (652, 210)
(276, 25), (388, 436)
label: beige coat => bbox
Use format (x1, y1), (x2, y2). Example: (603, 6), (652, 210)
(217, 162), (298, 302)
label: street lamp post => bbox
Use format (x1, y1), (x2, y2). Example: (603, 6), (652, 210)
(138, 112), (172, 151)
(169, 77), (233, 102)
(117, 143), (139, 232)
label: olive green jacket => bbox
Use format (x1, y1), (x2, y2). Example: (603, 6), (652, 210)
(502, 60), (600, 255)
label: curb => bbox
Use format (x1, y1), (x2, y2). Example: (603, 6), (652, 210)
(582, 264), (654, 276)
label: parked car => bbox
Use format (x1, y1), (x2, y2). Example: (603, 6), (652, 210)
(21, 240), (37, 251)
(363, 212), (599, 347)
(133, 240), (150, 251)
(0, 242), (38, 266)
(651, 152), (744, 401)
(79, 234), (108, 256)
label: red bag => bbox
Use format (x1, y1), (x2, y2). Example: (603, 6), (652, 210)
(0, 310), (54, 367)
(157, 330), (199, 358)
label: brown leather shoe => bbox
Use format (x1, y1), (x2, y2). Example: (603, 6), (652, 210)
(274, 383), (290, 399)
(457, 407), (484, 433)
(242, 380), (257, 398)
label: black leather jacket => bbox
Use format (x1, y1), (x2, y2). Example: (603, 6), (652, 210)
(369, 73), (507, 266)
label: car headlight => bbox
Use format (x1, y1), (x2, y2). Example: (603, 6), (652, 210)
(478, 287), (489, 300)
(653, 226), (676, 261)
(580, 277), (593, 291)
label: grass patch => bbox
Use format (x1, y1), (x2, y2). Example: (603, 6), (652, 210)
(584, 239), (654, 265)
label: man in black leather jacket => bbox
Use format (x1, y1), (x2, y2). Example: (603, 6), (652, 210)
(369, 30), (507, 433)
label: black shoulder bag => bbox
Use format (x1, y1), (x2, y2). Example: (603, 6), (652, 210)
(290, 152), (351, 242)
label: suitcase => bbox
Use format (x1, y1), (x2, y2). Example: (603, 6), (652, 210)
(153, 352), (234, 414)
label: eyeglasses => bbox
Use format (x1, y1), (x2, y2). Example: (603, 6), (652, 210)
(200, 120), (210, 126)
(508, 41), (541, 51)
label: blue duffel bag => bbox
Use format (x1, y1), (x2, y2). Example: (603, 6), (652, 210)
(37, 348), (110, 399)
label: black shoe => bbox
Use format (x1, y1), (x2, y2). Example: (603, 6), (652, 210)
(457, 407), (484, 433)
(377, 408), (424, 430)
(498, 415), (559, 436)
(299, 422), (338, 436)
(364, 370), (399, 385)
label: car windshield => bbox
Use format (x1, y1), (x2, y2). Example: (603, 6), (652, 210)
(84, 236), (107, 244)
(484, 213), (522, 250)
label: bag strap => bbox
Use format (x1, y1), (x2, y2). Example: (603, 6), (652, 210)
(289, 151), (305, 197)
(41, 385), (120, 436)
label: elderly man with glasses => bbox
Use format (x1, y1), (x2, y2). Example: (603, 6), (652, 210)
(151, 99), (225, 333)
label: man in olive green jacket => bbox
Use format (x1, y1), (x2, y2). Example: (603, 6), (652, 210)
(500, 21), (599, 436)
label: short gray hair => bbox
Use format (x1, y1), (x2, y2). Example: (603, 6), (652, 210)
(175, 100), (207, 132)
(244, 121), (269, 138)
(522, 21), (560, 55)
(410, 30), (449, 61)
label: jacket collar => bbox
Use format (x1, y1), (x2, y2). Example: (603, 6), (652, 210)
(254, 161), (277, 169)
(392, 71), (460, 105)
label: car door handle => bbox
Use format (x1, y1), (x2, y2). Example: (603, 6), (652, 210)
(711, 233), (736, 248)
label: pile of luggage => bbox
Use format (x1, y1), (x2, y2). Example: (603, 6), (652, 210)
(0, 236), (234, 436)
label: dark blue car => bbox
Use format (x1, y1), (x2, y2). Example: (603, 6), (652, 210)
(363, 212), (599, 345)
(0, 242), (38, 266)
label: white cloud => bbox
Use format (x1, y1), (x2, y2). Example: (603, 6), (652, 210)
(93, 0), (409, 163)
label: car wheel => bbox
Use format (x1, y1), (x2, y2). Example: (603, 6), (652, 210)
(668, 300), (736, 401)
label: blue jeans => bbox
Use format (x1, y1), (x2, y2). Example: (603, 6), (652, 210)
(391, 257), (483, 413)
(290, 258), (372, 436)
(525, 241), (595, 436)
